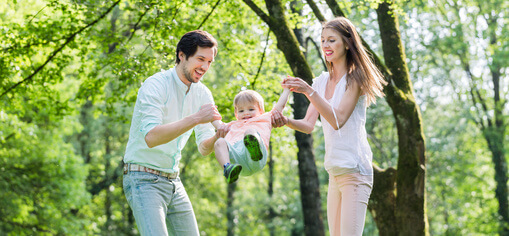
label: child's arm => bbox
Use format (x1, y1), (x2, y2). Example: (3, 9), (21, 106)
(272, 87), (291, 112)
(211, 120), (223, 129)
(200, 120), (230, 155)
(211, 120), (231, 139)
(198, 135), (218, 156)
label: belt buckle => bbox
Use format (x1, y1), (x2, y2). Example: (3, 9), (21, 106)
(123, 164), (128, 174)
(170, 172), (178, 179)
(162, 171), (177, 179)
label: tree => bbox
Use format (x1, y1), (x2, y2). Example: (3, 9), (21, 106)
(413, 0), (508, 234)
(244, 0), (429, 234)
(242, 0), (326, 235)
(375, 2), (428, 234)
(0, 104), (90, 234)
(6, 0), (506, 235)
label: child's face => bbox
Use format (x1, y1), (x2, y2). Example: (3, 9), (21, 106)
(235, 103), (262, 120)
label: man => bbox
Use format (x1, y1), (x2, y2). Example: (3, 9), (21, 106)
(123, 30), (228, 236)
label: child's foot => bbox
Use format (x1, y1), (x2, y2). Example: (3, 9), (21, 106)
(244, 134), (263, 161)
(223, 163), (242, 184)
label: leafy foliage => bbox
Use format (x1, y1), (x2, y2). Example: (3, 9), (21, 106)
(0, 111), (89, 235)
(0, 0), (506, 235)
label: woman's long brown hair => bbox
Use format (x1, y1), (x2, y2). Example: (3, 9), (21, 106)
(323, 17), (387, 106)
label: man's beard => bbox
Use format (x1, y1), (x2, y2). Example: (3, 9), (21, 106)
(183, 63), (196, 84)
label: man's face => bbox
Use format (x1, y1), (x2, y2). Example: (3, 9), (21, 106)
(179, 46), (216, 85)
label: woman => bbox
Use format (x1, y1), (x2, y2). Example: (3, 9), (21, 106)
(272, 17), (386, 235)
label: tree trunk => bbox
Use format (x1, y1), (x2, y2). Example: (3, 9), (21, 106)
(461, 18), (508, 235)
(376, 2), (428, 235)
(242, 0), (325, 235)
(227, 182), (237, 236)
(104, 126), (113, 231)
(487, 20), (508, 234)
(306, 0), (429, 234)
(484, 67), (508, 234)
(368, 165), (397, 235)
(485, 128), (509, 235)
(79, 100), (93, 164)
(267, 142), (276, 236)
(294, 93), (324, 236)
(290, 3), (325, 236)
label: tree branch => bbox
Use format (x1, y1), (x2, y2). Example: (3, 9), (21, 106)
(305, 0), (326, 22)
(0, 0), (122, 98)
(468, 81), (485, 129)
(464, 63), (492, 128)
(251, 29), (271, 89)
(242, 0), (272, 25)
(198, 0), (222, 29)
(325, 0), (346, 17)
(127, 4), (152, 42)
(305, 36), (326, 70)
(307, 1), (391, 84)
(28, 5), (48, 24)
(219, 37), (253, 76)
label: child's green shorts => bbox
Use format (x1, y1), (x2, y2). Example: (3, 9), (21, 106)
(227, 132), (268, 176)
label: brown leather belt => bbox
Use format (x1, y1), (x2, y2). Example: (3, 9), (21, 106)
(123, 163), (178, 179)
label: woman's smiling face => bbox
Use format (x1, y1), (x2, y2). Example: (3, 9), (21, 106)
(321, 28), (347, 63)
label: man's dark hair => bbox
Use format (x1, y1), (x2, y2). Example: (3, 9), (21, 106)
(175, 30), (218, 64)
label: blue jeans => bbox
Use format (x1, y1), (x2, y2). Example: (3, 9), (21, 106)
(123, 171), (199, 236)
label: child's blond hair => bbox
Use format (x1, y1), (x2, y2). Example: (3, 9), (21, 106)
(233, 90), (265, 113)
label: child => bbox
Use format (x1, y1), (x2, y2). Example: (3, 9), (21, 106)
(212, 88), (290, 183)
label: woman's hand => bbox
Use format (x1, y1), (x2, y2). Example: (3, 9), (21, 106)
(282, 76), (314, 96)
(271, 109), (288, 128)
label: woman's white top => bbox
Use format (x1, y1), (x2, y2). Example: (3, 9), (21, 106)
(311, 72), (373, 176)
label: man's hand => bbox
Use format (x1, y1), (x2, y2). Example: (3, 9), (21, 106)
(271, 109), (288, 128)
(194, 104), (222, 124)
(199, 121), (230, 156)
(215, 122), (231, 138)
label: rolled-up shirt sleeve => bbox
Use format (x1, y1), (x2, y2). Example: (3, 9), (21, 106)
(194, 88), (216, 146)
(137, 78), (166, 137)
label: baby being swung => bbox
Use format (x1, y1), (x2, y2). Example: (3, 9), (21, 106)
(213, 88), (290, 183)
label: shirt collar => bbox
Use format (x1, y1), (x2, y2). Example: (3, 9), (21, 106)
(169, 67), (191, 93)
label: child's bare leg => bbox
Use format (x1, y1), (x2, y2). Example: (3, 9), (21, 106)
(215, 138), (242, 184)
(214, 138), (230, 167)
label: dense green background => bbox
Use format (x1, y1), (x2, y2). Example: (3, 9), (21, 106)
(0, 0), (507, 235)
